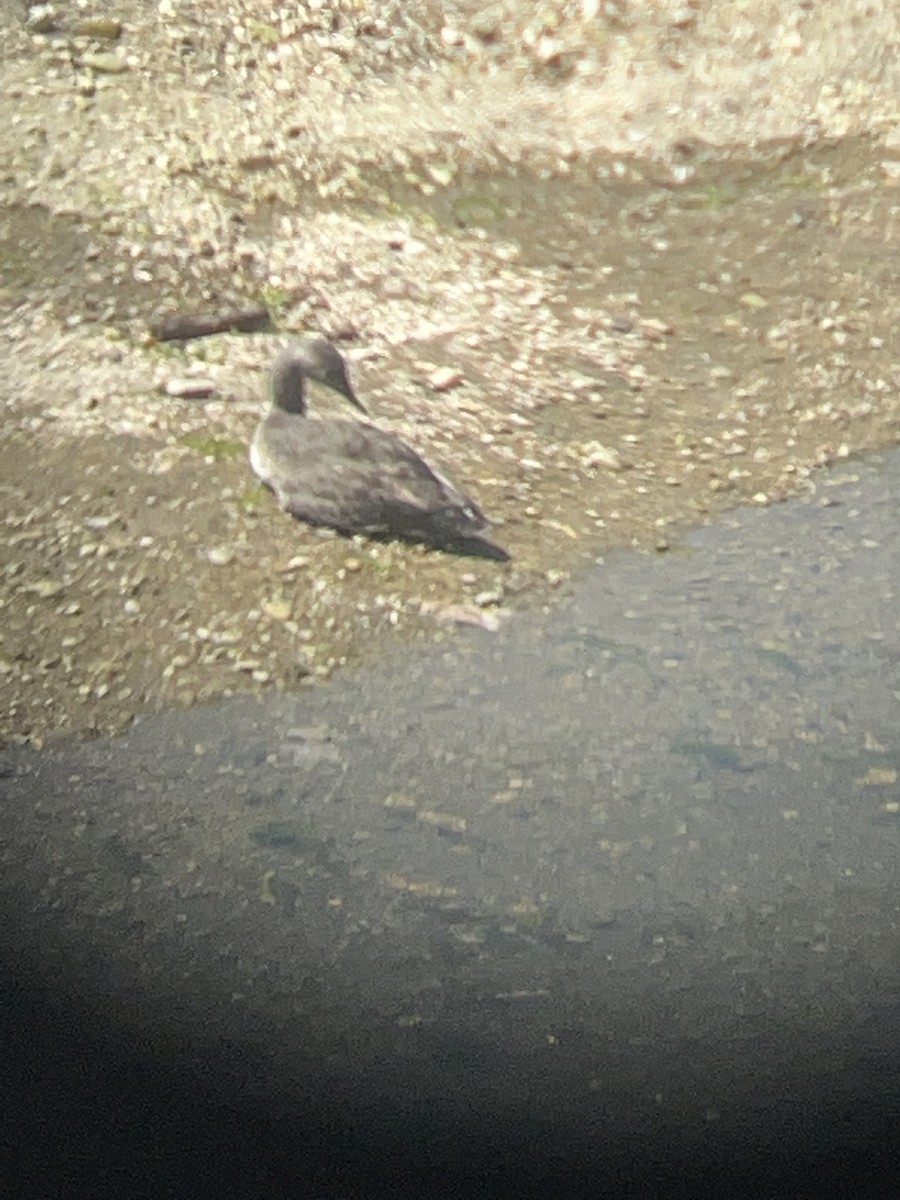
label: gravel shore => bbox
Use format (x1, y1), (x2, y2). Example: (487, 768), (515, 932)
(3, 1), (900, 744)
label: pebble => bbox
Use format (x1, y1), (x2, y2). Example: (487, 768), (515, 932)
(73, 18), (123, 40)
(206, 546), (235, 566)
(422, 602), (505, 632)
(417, 809), (467, 834)
(471, 7), (503, 43)
(475, 589), (503, 607)
(21, 578), (64, 599)
(428, 366), (463, 392)
(262, 597), (292, 621)
(581, 442), (625, 471)
(80, 52), (129, 75)
(640, 318), (675, 338)
(164, 377), (216, 399)
(278, 555), (311, 572)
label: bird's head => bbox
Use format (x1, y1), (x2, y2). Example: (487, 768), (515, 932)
(271, 337), (366, 415)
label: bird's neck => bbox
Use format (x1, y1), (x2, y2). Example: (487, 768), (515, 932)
(271, 359), (308, 414)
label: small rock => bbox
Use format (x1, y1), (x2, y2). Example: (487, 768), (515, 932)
(639, 317), (675, 338)
(533, 36), (563, 66)
(471, 6), (503, 43)
(80, 52), (129, 74)
(25, 6), (60, 34)
(475, 589), (503, 607)
(73, 18), (122, 39)
(21, 578), (64, 600)
(383, 793), (417, 809)
(857, 767), (897, 787)
(739, 291), (769, 309)
(206, 546), (235, 566)
(581, 442), (625, 471)
(278, 555), (311, 572)
(164, 377), (216, 400)
(428, 366), (463, 392)
(670, 6), (697, 30)
(422, 602), (506, 632)
(211, 629), (241, 646)
(417, 810), (467, 834)
(426, 162), (455, 187)
(262, 597), (292, 621)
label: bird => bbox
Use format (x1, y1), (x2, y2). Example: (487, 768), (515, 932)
(249, 338), (510, 561)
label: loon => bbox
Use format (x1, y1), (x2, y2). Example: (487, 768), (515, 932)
(250, 338), (510, 561)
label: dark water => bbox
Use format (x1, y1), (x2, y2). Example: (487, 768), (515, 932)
(2, 452), (900, 1197)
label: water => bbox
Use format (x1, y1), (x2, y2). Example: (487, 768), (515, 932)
(2, 451), (899, 1196)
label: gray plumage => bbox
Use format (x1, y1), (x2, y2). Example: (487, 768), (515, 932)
(250, 338), (510, 561)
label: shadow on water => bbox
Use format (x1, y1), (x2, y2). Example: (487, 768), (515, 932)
(3, 451), (900, 1197)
